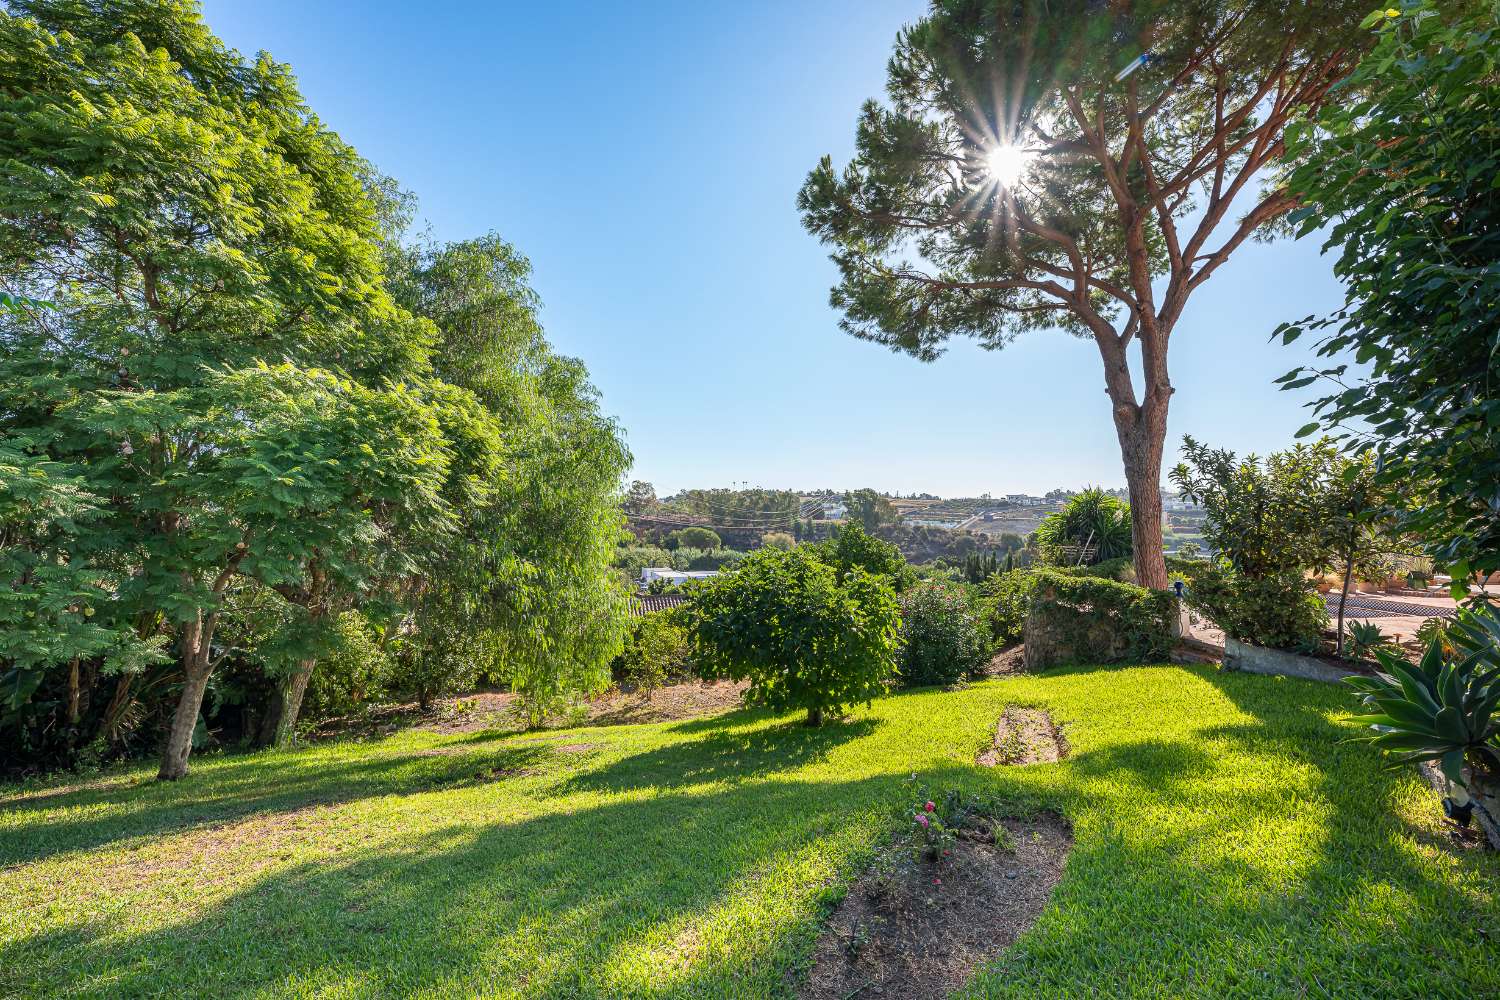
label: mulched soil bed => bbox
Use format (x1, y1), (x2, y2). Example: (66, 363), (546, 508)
(976, 707), (1066, 767)
(799, 812), (1072, 1000)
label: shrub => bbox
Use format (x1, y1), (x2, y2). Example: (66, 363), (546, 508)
(302, 612), (393, 721)
(1346, 603), (1500, 849)
(896, 583), (989, 687)
(685, 548), (745, 571)
(1034, 488), (1132, 565)
(614, 545), (674, 575)
(667, 526), (721, 551)
(687, 547), (899, 725)
(815, 522), (911, 590)
(760, 531), (796, 551)
(985, 570), (1042, 646)
(1182, 562), (1327, 651)
(618, 610), (693, 695)
(1023, 570), (1177, 669)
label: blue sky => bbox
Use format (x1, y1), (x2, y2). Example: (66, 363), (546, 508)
(200, 0), (1345, 498)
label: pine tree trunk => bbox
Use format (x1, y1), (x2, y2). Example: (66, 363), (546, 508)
(1114, 395), (1170, 591)
(272, 658), (317, 749)
(158, 616), (214, 781)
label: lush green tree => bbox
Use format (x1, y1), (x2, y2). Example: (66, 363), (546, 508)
(816, 521), (909, 588)
(800, 0), (1366, 589)
(619, 609), (693, 698)
(1276, 2), (1500, 583)
(0, 0), (438, 777)
(1034, 488), (1132, 566)
(689, 547), (899, 726)
(1310, 451), (1406, 657)
(844, 488), (895, 531)
(387, 234), (631, 730)
(623, 480), (658, 513)
(896, 582), (988, 687)
(668, 526), (722, 551)
(1171, 437), (1330, 648)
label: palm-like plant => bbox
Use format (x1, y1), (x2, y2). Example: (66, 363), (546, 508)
(1346, 603), (1500, 848)
(1034, 488), (1132, 566)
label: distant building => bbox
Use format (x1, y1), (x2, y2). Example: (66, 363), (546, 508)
(1005, 494), (1046, 507)
(821, 500), (847, 520)
(639, 567), (720, 589)
(905, 515), (964, 529)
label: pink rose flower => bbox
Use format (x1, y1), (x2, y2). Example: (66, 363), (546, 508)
(924, 801), (935, 813)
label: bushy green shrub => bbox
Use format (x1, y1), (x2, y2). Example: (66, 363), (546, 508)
(984, 570), (1042, 646)
(896, 583), (989, 687)
(1055, 556), (1134, 583)
(618, 610), (693, 695)
(614, 545), (674, 575)
(685, 548), (745, 571)
(667, 526), (721, 551)
(1025, 570), (1177, 668)
(1182, 562), (1327, 650)
(815, 522), (912, 590)
(302, 612), (393, 721)
(688, 547), (899, 725)
(1035, 488), (1132, 564)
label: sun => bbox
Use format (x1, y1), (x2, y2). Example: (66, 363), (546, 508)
(984, 144), (1032, 188)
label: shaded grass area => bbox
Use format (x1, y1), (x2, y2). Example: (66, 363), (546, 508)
(2, 665), (1496, 998)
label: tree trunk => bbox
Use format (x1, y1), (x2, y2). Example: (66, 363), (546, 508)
(158, 616), (214, 781)
(272, 657), (317, 749)
(1336, 548), (1356, 658)
(1114, 397), (1170, 591)
(805, 706), (824, 727)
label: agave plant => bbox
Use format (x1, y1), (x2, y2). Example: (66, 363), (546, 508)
(1345, 603), (1500, 848)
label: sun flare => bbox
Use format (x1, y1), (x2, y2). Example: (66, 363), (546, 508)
(984, 144), (1032, 188)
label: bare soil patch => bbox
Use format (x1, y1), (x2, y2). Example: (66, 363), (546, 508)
(976, 707), (1066, 767)
(308, 679), (749, 743)
(979, 644), (1027, 677)
(800, 812), (1072, 1000)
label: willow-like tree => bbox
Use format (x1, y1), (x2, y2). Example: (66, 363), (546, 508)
(800, 0), (1366, 588)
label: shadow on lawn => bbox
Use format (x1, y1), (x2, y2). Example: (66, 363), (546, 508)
(0, 770), (943, 1000)
(563, 716), (879, 793)
(0, 742), (563, 869)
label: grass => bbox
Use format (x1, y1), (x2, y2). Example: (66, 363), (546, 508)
(3, 663), (1497, 999)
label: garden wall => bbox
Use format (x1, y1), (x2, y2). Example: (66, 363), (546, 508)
(1023, 572), (1177, 670)
(1222, 638), (1360, 684)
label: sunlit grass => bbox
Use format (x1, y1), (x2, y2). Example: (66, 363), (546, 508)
(3, 665), (1496, 998)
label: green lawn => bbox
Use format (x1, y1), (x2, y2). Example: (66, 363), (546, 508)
(3, 664), (1496, 999)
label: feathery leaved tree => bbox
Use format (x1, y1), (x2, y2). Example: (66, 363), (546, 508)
(800, 0), (1368, 588)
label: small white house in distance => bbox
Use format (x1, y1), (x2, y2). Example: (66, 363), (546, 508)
(639, 567), (720, 589)
(822, 500), (847, 520)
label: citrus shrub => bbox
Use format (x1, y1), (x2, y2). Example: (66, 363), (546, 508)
(617, 609), (693, 696)
(896, 583), (989, 687)
(687, 547), (899, 726)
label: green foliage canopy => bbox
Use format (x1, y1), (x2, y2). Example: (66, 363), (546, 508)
(1276, 2), (1500, 580)
(688, 547), (899, 726)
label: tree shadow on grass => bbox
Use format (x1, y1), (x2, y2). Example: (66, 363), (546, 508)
(0, 770), (937, 1000)
(562, 717), (880, 794)
(0, 742), (564, 869)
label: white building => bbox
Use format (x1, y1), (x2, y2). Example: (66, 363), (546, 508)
(639, 567), (720, 589)
(821, 500), (847, 520)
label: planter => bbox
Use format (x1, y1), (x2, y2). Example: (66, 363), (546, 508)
(1222, 637), (1361, 684)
